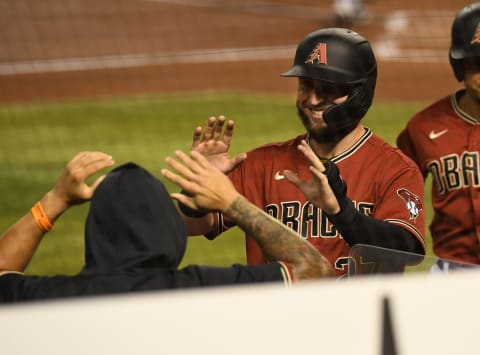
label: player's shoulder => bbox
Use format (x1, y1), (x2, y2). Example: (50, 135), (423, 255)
(408, 92), (457, 124)
(367, 133), (419, 169)
(338, 129), (415, 170)
(364, 135), (423, 184)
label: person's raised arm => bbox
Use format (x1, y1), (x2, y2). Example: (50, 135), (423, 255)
(161, 150), (334, 280)
(0, 152), (114, 272)
(284, 140), (423, 254)
(178, 115), (248, 236)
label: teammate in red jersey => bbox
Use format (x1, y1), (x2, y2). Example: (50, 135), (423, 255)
(397, 3), (480, 268)
(180, 28), (426, 277)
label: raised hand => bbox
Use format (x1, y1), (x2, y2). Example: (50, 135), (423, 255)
(51, 151), (115, 209)
(283, 140), (341, 215)
(0, 151), (114, 272)
(191, 115), (247, 173)
(162, 150), (240, 213)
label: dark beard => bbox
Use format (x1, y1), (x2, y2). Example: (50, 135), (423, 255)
(296, 106), (343, 145)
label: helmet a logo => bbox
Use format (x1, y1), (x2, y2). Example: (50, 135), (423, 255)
(471, 22), (480, 45)
(305, 43), (327, 65)
(396, 188), (422, 222)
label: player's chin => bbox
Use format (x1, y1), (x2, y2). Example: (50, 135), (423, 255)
(306, 114), (327, 130)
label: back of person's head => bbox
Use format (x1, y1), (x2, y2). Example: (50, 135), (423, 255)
(281, 27), (377, 135)
(82, 163), (187, 275)
(449, 2), (480, 81)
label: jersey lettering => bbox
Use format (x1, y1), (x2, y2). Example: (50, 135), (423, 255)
(444, 155), (461, 189)
(427, 151), (480, 194)
(265, 204), (278, 218)
(428, 161), (445, 194)
(335, 257), (353, 279)
(358, 202), (374, 216)
(265, 200), (372, 239)
(301, 202), (319, 238)
(280, 201), (301, 232)
(462, 152), (480, 187)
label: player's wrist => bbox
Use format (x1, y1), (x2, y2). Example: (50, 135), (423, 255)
(326, 198), (356, 225)
(219, 191), (241, 214)
(177, 190), (209, 218)
(41, 190), (70, 220)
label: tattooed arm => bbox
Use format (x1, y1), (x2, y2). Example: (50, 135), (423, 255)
(225, 195), (334, 279)
(161, 150), (334, 280)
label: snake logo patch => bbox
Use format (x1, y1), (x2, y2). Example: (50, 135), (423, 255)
(396, 188), (422, 222)
(305, 43), (327, 65)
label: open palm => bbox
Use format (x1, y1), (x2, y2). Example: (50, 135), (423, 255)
(192, 115), (247, 173)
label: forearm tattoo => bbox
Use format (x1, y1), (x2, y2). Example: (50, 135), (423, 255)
(225, 196), (334, 278)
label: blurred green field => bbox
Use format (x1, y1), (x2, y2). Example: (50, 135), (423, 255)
(0, 92), (432, 275)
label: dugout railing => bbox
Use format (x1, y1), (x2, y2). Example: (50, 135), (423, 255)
(347, 244), (480, 277)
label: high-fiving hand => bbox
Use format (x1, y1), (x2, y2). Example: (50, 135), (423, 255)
(191, 115), (247, 173)
(162, 150), (240, 213)
(283, 140), (343, 215)
(51, 151), (115, 209)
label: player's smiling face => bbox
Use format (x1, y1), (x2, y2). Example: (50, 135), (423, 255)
(296, 78), (349, 141)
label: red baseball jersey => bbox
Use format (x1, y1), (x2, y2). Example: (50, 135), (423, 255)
(208, 128), (426, 277)
(397, 90), (480, 264)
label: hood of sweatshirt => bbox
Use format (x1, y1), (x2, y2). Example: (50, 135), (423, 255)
(81, 163), (187, 274)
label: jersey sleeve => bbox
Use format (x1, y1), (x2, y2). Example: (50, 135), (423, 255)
(186, 262), (293, 286)
(397, 124), (427, 177)
(373, 160), (426, 253)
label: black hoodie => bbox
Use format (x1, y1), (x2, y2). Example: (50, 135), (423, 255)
(0, 163), (287, 303)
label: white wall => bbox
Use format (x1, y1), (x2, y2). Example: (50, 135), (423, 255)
(1, 270), (479, 355)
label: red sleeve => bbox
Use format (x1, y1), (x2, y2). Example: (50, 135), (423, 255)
(277, 261), (294, 285)
(397, 128), (426, 178)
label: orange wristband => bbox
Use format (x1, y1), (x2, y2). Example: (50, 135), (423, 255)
(31, 202), (53, 232)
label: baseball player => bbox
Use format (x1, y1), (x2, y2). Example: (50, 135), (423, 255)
(179, 28), (426, 277)
(396, 3), (480, 268)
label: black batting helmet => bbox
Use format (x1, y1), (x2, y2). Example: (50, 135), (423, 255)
(281, 28), (377, 134)
(450, 2), (480, 81)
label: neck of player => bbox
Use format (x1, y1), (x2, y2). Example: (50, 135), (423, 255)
(309, 124), (366, 159)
